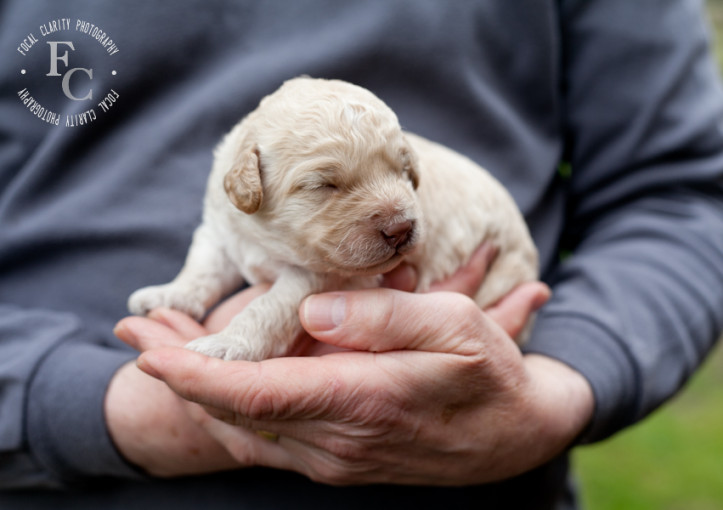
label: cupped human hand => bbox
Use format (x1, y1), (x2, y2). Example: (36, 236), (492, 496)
(133, 285), (588, 485)
(125, 244), (589, 486)
(109, 284), (279, 477)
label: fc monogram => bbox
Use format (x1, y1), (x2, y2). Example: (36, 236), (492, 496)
(46, 41), (93, 101)
(15, 18), (119, 126)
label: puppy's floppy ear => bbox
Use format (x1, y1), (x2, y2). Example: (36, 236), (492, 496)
(401, 145), (420, 190)
(224, 144), (263, 214)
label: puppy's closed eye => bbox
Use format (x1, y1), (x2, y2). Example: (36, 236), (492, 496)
(316, 182), (339, 192)
(304, 182), (341, 201)
(293, 171), (342, 195)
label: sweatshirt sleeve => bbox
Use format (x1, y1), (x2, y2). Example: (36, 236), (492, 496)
(524, 0), (723, 442)
(0, 305), (142, 488)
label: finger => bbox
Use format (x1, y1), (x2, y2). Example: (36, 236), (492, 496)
(190, 400), (381, 486)
(200, 402), (332, 450)
(137, 347), (366, 421)
(485, 282), (551, 338)
(183, 402), (297, 471)
(203, 284), (271, 333)
(300, 288), (498, 355)
(380, 263), (417, 292)
(139, 346), (412, 454)
(114, 316), (189, 351)
(148, 307), (208, 340)
(428, 242), (498, 296)
(190, 405), (355, 485)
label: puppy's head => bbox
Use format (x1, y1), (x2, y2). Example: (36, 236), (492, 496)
(223, 77), (423, 275)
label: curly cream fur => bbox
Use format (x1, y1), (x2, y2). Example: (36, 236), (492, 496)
(128, 77), (538, 361)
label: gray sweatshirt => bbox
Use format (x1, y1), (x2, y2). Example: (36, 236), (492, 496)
(1, 0), (722, 508)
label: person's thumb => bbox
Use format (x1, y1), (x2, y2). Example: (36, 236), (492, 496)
(485, 282), (550, 339)
(299, 288), (502, 355)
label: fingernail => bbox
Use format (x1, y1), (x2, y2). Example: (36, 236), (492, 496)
(302, 294), (346, 331)
(533, 284), (552, 309)
(113, 322), (133, 343)
(113, 323), (125, 339)
(136, 354), (161, 379)
(147, 308), (172, 328)
(481, 243), (499, 265)
(381, 263), (417, 292)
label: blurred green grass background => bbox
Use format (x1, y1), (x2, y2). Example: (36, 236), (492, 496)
(573, 3), (723, 508)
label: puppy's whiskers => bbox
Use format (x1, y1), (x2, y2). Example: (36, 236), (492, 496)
(332, 227), (355, 258)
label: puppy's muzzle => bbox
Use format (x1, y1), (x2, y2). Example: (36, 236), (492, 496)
(381, 219), (416, 252)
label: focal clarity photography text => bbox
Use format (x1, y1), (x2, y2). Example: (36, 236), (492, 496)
(15, 18), (120, 127)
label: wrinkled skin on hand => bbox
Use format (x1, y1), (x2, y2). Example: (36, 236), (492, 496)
(114, 244), (591, 484)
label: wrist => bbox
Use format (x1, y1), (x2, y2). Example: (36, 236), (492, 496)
(105, 361), (238, 477)
(524, 354), (594, 454)
(435, 353), (594, 485)
(105, 361), (167, 475)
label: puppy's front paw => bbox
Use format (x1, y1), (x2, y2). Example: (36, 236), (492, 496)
(185, 334), (266, 361)
(128, 284), (206, 320)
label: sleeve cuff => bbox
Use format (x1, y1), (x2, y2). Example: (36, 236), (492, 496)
(26, 339), (145, 483)
(523, 311), (641, 444)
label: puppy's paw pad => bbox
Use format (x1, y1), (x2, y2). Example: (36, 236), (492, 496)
(185, 335), (264, 361)
(128, 285), (205, 320)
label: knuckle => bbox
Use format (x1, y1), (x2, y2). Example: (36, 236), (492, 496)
(449, 293), (484, 321)
(233, 365), (295, 421)
(308, 462), (353, 486)
(438, 293), (489, 354)
(226, 440), (256, 466)
(345, 290), (400, 349)
(237, 384), (283, 421)
(455, 349), (490, 376)
(302, 435), (377, 485)
(205, 405), (243, 425)
(307, 450), (375, 487)
(367, 292), (397, 338)
(326, 438), (365, 463)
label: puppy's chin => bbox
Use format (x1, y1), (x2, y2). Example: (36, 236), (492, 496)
(302, 220), (421, 276)
(331, 252), (407, 276)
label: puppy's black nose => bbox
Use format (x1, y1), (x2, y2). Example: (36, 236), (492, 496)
(381, 220), (414, 249)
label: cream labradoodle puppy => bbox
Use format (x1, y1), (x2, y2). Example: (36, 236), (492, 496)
(128, 77), (538, 361)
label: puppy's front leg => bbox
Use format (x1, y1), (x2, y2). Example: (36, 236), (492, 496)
(128, 224), (242, 320)
(185, 267), (328, 361)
